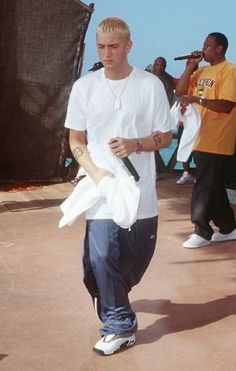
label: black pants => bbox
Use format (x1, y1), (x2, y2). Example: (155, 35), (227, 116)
(191, 151), (236, 240)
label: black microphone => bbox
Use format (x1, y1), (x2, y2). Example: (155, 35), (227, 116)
(174, 53), (203, 61)
(110, 139), (140, 181)
(121, 157), (140, 182)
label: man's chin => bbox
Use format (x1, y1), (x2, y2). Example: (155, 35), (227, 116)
(103, 61), (114, 68)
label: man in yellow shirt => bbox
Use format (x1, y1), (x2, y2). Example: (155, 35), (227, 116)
(176, 32), (236, 248)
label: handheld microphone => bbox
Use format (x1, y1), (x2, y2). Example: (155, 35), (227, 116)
(110, 139), (140, 182)
(121, 157), (140, 182)
(174, 53), (203, 61)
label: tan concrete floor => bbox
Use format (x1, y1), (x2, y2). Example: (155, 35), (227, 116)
(0, 175), (236, 371)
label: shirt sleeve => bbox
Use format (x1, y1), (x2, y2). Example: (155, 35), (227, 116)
(64, 81), (86, 131)
(218, 66), (236, 102)
(152, 79), (172, 133)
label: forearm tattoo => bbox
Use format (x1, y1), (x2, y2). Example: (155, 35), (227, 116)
(73, 146), (84, 160)
(153, 133), (162, 149)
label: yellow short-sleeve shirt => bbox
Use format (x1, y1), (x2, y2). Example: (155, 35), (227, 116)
(189, 61), (236, 155)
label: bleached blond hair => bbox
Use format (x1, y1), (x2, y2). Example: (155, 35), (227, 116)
(96, 16), (131, 41)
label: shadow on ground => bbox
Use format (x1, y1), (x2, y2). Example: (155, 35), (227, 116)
(0, 199), (64, 213)
(0, 354), (9, 362)
(132, 295), (236, 345)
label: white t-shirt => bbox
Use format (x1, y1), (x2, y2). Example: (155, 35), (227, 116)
(65, 66), (171, 220)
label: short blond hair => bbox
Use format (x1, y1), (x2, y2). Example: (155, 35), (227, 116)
(96, 16), (131, 41)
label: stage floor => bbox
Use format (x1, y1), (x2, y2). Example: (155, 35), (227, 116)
(0, 175), (236, 371)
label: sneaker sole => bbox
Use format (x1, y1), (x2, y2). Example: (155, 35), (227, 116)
(93, 337), (135, 356)
(211, 237), (236, 242)
(183, 241), (211, 248)
(183, 243), (211, 248)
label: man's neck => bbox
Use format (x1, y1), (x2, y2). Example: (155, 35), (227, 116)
(210, 56), (226, 66)
(105, 65), (133, 80)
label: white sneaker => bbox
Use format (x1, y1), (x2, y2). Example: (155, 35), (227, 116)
(183, 234), (211, 248)
(211, 228), (236, 242)
(176, 171), (195, 184)
(93, 333), (135, 356)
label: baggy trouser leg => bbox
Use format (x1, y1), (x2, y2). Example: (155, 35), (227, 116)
(82, 218), (157, 335)
(192, 152), (236, 238)
(84, 219), (136, 335)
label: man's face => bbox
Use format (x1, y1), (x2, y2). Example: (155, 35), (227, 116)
(96, 31), (132, 72)
(202, 35), (222, 63)
(153, 58), (166, 76)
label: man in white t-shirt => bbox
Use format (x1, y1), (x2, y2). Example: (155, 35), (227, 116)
(64, 16), (172, 355)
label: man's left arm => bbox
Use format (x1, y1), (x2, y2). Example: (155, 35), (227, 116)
(179, 66), (236, 113)
(108, 131), (172, 158)
(179, 95), (235, 113)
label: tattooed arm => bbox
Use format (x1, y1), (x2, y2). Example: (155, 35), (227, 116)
(69, 129), (113, 184)
(108, 130), (172, 157)
(152, 131), (172, 150)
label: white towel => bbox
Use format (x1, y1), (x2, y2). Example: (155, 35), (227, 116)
(59, 146), (140, 229)
(59, 176), (102, 228)
(98, 175), (140, 228)
(170, 103), (201, 162)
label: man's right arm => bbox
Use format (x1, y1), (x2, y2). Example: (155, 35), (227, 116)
(175, 56), (201, 96)
(175, 64), (197, 96)
(69, 129), (113, 185)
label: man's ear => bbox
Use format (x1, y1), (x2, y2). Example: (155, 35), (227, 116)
(216, 44), (223, 54)
(126, 40), (133, 53)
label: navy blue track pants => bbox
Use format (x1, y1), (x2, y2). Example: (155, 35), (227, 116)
(83, 217), (158, 335)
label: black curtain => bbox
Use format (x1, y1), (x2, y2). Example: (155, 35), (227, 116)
(0, 0), (94, 181)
